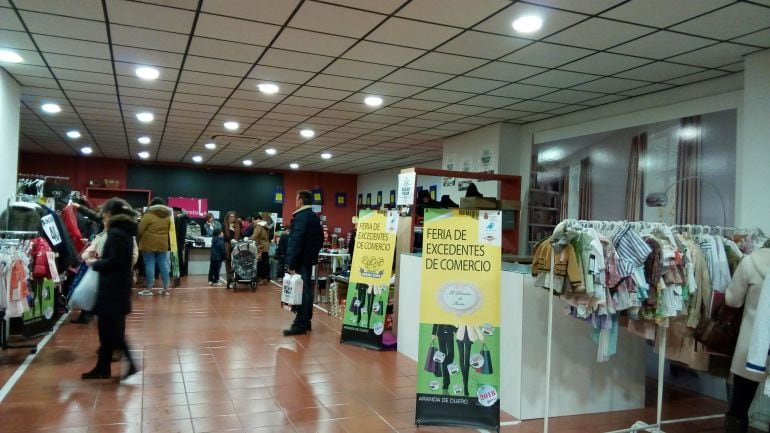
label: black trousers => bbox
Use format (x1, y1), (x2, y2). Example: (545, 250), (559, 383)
(728, 374), (760, 423)
(356, 285), (367, 325)
(208, 259), (222, 283)
(292, 265), (314, 329)
(456, 337), (472, 396)
(437, 332), (455, 390)
(257, 252), (269, 280)
(95, 314), (134, 374)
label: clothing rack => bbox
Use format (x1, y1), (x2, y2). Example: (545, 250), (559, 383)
(538, 219), (764, 433)
(0, 231), (39, 354)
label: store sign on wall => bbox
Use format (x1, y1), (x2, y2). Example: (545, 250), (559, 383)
(397, 172), (417, 205)
(168, 197), (208, 218)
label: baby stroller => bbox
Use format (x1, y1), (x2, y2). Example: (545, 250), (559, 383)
(227, 239), (259, 291)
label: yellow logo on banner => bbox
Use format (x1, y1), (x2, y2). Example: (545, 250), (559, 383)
(420, 209), (501, 326)
(350, 210), (398, 286)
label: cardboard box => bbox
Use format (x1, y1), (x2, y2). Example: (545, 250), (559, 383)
(460, 197), (498, 209)
(499, 200), (521, 210)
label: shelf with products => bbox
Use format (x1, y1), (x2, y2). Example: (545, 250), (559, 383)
(527, 154), (565, 254)
(86, 187), (152, 209)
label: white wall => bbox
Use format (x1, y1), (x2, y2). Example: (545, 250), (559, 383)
(442, 123), (503, 201)
(356, 159), (442, 206)
(0, 69), (21, 208)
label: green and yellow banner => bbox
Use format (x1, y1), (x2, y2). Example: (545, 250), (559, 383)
(415, 209), (502, 430)
(340, 210), (399, 349)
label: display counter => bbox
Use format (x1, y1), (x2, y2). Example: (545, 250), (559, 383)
(187, 246), (220, 276)
(397, 253), (646, 420)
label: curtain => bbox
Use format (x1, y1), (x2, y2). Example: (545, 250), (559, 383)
(624, 132), (647, 221)
(559, 166), (569, 221)
(578, 157), (591, 220)
(675, 116), (702, 225)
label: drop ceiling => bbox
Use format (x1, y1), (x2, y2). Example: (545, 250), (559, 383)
(1, 0), (767, 174)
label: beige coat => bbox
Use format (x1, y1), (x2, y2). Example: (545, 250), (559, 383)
(726, 248), (770, 382)
(82, 231), (139, 266)
(249, 221), (270, 253)
(137, 205), (171, 252)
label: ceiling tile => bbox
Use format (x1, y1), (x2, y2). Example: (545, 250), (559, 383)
(719, 62), (744, 72)
(581, 94), (628, 106)
(202, 0), (301, 25)
(408, 52), (488, 74)
(19, 10), (108, 42)
(306, 74), (373, 91)
(436, 76), (507, 93)
(112, 46), (183, 68)
(462, 94), (522, 108)
(545, 18), (654, 50)
(111, 25), (191, 53)
(608, 31), (716, 60)
(732, 28), (770, 48)
(571, 77), (649, 93)
(667, 43), (760, 68)
(260, 48), (334, 72)
(367, 17), (462, 50)
(44, 53), (115, 73)
(185, 56), (252, 76)
(501, 42), (594, 68)
(521, 70), (600, 87)
(664, 69), (730, 86)
(475, 2), (586, 41)
(397, 0), (509, 27)
(391, 99), (447, 111)
(248, 65), (315, 84)
(343, 41), (425, 66)
(436, 104), (493, 115)
(488, 82), (556, 99)
(34, 34), (111, 59)
(548, 104), (588, 115)
(535, 89), (604, 104)
(672, 3), (770, 40)
(14, 0), (104, 20)
(436, 31), (531, 60)
(273, 28), (357, 57)
(363, 81), (425, 98)
(195, 13), (281, 45)
(179, 70), (241, 88)
(618, 82), (674, 96)
(106, 0), (195, 33)
(323, 59), (396, 80)
(322, 0), (404, 14)
(615, 61), (706, 81)
(294, 86), (353, 100)
(526, 0), (624, 15)
(289, 1), (383, 38)
(516, 113), (554, 122)
(412, 88), (475, 103)
(561, 52), (651, 75)
(381, 68), (454, 87)
(601, 0), (732, 28)
(188, 37), (265, 63)
(507, 100), (565, 112)
(0, 29), (34, 50)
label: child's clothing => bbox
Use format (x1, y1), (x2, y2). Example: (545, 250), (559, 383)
(209, 236), (226, 284)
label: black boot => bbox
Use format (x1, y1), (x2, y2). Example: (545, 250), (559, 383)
(70, 311), (92, 324)
(81, 367), (110, 380)
(725, 414), (748, 433)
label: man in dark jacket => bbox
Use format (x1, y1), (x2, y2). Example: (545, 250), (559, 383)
(283, 190), (324, 336)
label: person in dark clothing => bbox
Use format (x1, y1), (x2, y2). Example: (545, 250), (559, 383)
(208, 228), (225, 286)
(465, 183), (483, 198)
(276, 229), (289, 276)
(222, 211), (240, 281)
(432, 324), (458, 393)
(415, 189), (440, 218)
(81, 198), (138, 381)
(283, 190), (324, 336)
(173, 207), (188, 279)
(347, 229), (357, 259)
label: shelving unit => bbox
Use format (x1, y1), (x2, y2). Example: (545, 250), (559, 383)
(527, 156), (565, 253)
(86, 187), (151, 209)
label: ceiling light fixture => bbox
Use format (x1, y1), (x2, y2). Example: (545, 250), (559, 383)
(512, 15), (543, 33)
(265, 148), (277, 155)
(257, 83), (279, 94)
(136, 112), (154, 122)
(66, 130), (81, 139)
(80, 146), (93, 155)
(224, 121), (239, 130)
(41, 103), (61, 113)
(321, 152), (332, 160)
(138, 151), (150, 159)
(0, 50), (23, 63)
(364, 96), (383, 107)
(137, 136), (151, 145)
(192, 155), (203, 163)
(300, 129), (314, 138)
(289, 162), (299, 169)
(204, 142), (216, 150)
(243, 159), (253, 166)
(135, 66), (160, 80)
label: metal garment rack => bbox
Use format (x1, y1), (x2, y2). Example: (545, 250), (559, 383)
(538, 219), (765, 433)
(0, 230), (39, 354)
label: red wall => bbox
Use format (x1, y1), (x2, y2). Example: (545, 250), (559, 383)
(18, 152), (357, 234)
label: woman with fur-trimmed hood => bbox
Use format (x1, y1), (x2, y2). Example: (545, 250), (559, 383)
(137, 197), (172, 296)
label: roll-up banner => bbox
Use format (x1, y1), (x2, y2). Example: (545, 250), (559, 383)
(340, 209), (399, 349)
(415, 209), (502, 431)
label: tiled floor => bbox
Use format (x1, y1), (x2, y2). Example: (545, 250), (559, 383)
(0, 276), (757, 433)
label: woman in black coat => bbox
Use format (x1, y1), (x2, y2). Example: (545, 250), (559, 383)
(81, 198), (139, 381)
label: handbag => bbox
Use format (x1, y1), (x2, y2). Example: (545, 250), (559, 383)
(424, 341), (439, 374)
(479, 343), (494, 375)
(694, 303), (743, 356)
(68, 268), (99, 311)
(349, 297), (359, 314)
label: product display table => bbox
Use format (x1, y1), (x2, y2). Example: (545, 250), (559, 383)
(314, 252), (350, 303)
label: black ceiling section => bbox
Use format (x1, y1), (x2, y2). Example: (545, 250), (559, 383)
(1, 0), (766, 174)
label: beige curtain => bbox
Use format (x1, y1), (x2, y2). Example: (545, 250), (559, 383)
(578, 157), (591, 220)
(624, 132), (647, 221)
(675, 116), (702, 225)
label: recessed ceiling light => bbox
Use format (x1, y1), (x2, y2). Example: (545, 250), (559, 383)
(204, 142), (216, 150)
(224, 121), (239, 130)
(364, 96), (383, 107)
(243, 159), (253, 166)
(138, 151), (150, 159)
(192, 155), (203, 163)
(80, 146), (93, 155)
(265, 148), (277, 155)
(41, 103), (61, 113)
(135, 66), (159, 80)
(66, 130), (81, 139)
(136, 112), (154, 122)
(300, 129), (314, 138)
(0, 50), (23, 63)
(512, 15), (543, 33)
(289, 162), (299, 169)
(257, 83), (279, 94)
(321, 152), (332, 160)
(137, 136), (151, 145)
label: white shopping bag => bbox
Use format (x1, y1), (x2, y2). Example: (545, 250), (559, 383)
(68, 268), (99, 311)
(281, 273), (304, 311)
